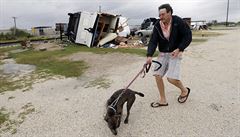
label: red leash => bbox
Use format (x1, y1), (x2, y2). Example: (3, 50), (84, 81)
(123, 63), (151, 92)
(109, 63), (151, 108)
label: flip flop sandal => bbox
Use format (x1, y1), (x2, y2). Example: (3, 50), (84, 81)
(178, 87), (191, 103)
(151, 102), (168, 108)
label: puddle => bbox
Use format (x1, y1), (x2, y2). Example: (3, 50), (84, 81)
(0, 59), (36, 75)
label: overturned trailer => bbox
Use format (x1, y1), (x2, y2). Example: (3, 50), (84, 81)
(66, 11), (129, 48)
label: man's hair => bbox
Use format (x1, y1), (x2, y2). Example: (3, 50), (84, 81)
(158, 4), (173, 14)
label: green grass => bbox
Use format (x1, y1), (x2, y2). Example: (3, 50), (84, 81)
(0, 76), (24, 93)
(0, 104), (35, 135)
(1, 44), (153, 92)
(37, 60), (88, 77)
(0, 36), (54, 44)
(10, 45), (154, 77)
(191, 30), (223, 45)
(10, 47), (89, 77)
(209, 25), (239, 30)
(0, 107), (9, 126)
(192, 38), (208, 43)
(8, 96), (15, 100)
(83, 76), (112, 89)
(18, 103), (35, 122)
(0, 46), (20, 56)
(67, 44), (154, 57)
(192, 31), (222, 37)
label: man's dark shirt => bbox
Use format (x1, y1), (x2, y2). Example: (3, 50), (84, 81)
(147, 15), (192, 57)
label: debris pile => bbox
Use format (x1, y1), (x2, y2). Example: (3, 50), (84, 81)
(66, 11), (148, 49)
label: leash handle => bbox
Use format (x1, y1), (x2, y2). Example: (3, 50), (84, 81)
(152, 60), (162, 71)
(145, 63), (151, 73)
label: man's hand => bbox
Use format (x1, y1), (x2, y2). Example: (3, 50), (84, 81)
(146, 57), (152, 64)
(171, 48), (182, 58)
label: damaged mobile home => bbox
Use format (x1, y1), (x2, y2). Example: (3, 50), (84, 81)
(66, 11), (130, 48)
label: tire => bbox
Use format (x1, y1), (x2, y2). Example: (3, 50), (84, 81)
(137, 32), (143, 37)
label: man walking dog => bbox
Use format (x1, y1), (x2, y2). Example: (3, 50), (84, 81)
(146, 4), (192, 107)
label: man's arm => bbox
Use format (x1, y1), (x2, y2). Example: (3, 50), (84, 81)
(178, 19), (192, 52)
(147, 26), (159, 57)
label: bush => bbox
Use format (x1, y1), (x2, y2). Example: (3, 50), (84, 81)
(0, 28), (31, 41)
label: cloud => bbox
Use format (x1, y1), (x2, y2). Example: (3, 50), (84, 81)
(0, 0), (239, 29)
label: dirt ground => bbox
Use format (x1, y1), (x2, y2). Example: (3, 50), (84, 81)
(0, 28), (239, 137)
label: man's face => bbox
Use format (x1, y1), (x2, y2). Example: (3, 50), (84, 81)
(159, 8), (171, 23)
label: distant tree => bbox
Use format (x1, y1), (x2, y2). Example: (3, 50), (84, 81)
(0, 33), (4, 39)
(9, 27), (31, 37)
(212, 20), (217, 25)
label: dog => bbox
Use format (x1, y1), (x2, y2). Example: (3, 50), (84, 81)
(104, 89), (144, 135)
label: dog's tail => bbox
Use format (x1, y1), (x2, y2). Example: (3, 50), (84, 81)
(134, 91), (144, 97)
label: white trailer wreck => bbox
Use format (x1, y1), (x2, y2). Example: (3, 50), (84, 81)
(66, 11), (130, 48)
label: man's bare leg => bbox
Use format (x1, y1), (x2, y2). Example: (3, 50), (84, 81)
(155, 76), (168, 104)
(167, 78), (188, 101)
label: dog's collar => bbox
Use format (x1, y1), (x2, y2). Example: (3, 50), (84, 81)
(108, 106), (117, 113)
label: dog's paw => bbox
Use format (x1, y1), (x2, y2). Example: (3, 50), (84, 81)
(124, 119), (128, 124)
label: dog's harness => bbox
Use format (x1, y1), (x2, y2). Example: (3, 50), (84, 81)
(108, 61), (162, 113)
(108, 106), (117, 113)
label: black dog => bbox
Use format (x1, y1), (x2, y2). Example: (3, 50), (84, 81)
(104, 89), (144, 135)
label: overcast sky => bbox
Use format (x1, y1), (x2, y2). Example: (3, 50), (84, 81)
(0, 0), (239, 29)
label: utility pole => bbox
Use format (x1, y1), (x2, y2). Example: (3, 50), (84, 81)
(226, 0), (230, 27)
(12, 17), (17, 35)
(99, 6), (101, 13)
